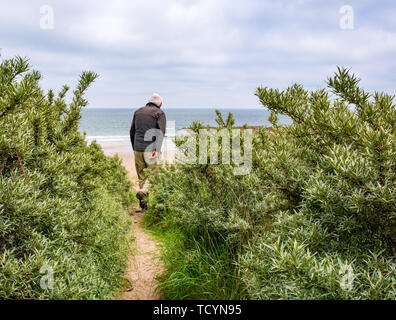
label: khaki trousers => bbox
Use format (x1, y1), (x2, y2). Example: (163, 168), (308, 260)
(134, 151), (159, 191)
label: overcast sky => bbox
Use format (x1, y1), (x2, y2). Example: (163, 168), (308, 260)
(1, 0), (395, 108)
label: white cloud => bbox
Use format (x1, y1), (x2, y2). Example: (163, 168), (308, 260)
(0, 0), (395, 107)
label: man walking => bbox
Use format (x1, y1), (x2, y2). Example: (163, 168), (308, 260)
(130, 93), (166, 209)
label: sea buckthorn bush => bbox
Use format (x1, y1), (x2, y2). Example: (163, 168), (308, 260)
(0, 56), (132, 299)
(147, 68), (395, 299)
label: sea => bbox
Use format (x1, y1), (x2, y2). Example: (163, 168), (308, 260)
(79, 107), (291, 151)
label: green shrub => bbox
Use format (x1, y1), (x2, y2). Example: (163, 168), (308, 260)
(0, 56), (132, 299)
(146, 67), (395, 300)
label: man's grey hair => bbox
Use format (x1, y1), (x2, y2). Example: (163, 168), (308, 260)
(148, 93), (163, 107)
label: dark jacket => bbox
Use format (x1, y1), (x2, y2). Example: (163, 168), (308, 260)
(130, 103), (166, 152)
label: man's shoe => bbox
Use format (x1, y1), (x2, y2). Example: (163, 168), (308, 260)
(140, 200), (148, 210)
(136, 191), (148, 210)
(136, 191), (145, 201)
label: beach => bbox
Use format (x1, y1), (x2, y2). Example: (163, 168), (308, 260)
(99, 140), (175, 185)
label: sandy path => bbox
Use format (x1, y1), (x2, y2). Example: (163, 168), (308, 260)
(119, 205), (163, 300)
(101, 146), (169, 300)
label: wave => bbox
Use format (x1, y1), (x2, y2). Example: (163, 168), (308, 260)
(86, 130), (186, 142)
(85, 136), (130, 143)
(86, 135), (177, 151)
